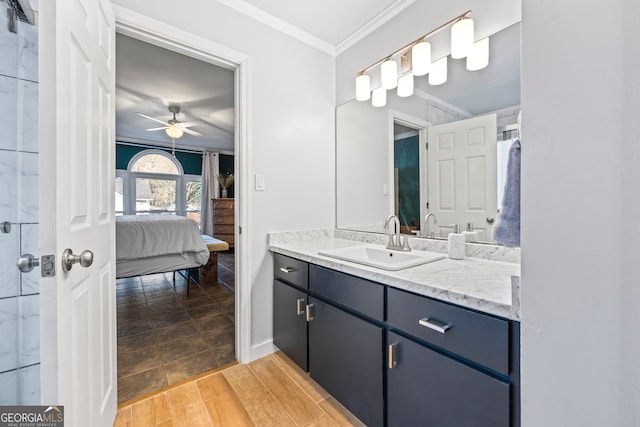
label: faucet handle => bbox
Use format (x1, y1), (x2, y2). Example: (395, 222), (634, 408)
(401, 235), (411, 251)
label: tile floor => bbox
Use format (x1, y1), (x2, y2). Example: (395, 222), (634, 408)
(116, 251), (236, 403)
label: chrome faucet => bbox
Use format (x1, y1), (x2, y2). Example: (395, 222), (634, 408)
(384, 214), (411, 251)
(423, 213), (439, 238)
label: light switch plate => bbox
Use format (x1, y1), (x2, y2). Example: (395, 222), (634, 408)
(255, 174), (265, 191)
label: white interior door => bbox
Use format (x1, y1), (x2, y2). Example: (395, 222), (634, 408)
(39, 0), (116, 426)
(427, 114), (497, 241)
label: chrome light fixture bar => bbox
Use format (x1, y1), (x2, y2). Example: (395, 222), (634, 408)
(355, 10), (490, 107)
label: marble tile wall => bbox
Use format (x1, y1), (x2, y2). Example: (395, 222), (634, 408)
(0, 1), (40, 405)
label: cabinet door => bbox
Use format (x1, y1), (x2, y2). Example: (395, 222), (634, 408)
(273, 280), (308, 371)
(388, 331), (510, 427)
(308, 297), (383, 427)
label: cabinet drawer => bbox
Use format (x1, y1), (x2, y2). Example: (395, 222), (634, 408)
(213, 199), (234, 210)
(213, 215), (234, 225)
(274, 254), (309, 289)
(213, 208), (234, 217)
(309, 265), (383, 322)
(213, 225), (234, 234)
(387, 287), (509, 375)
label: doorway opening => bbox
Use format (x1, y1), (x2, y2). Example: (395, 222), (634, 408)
(113, 27), (244, 403)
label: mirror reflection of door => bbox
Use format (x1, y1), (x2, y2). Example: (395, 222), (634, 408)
(427, 113), (498, 241)
(393, 122), (420, 235)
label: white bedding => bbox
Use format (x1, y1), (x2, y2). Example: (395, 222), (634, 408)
(115, 214), (210, 278)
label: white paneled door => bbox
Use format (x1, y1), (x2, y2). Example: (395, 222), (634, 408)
(39, 0), (117, 426)
(427, 114), (498, 241)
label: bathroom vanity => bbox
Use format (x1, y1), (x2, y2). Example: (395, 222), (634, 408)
(270, 231), (520, 427)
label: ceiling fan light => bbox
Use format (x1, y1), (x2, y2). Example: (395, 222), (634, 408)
(355, 74), (371, 101)
(451, 18), (474, 59)
(411, 41), (431, 76)
(165, 125), (184, 139)
(381, 59), (398, 90)
(466, 37), (490, 71)
(429, 56), (448, 86)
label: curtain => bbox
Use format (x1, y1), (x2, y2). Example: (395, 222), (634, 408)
(201, 152), (220, 236)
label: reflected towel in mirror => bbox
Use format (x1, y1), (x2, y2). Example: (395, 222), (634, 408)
(493, 139), (521, 247)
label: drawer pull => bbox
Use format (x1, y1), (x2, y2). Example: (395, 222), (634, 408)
(296, 298), (305, 316)
(388, 342), (398, 369)
(280, 267), (295, 273)
(419, 317), (451, 334)
(306, 303), (314, 322)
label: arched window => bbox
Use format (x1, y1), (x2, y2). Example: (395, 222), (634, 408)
(116, 149), (202, 226)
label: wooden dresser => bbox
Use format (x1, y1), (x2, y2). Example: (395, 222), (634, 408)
(212, 198), (234, 248)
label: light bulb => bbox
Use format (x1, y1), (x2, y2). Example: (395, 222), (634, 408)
(372, 87), (387, 107)
(429, 57), (447, 86)
(451, 18), (474, 59)
(165, 125), (184, 139)
(397, 74), (414, 97)
(355, 74), (371, 101)
(381, 59), (398, 90)
(411, 41), (431, 76)
(466, 37), (490, 71)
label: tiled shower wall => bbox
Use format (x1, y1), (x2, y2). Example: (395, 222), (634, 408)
(0, 1), (40, 404)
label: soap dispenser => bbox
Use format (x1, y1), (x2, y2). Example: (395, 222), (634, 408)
(447, 224), (465, 260)
(462, 222), (479, 242)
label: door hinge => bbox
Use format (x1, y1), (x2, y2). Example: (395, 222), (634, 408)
(41, 254), (56, 277)
(425, 142), (429, 150)
(239, 226), (242, 234)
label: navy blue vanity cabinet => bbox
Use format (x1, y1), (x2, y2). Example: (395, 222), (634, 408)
(387, 287), (519, 427)
(273, 254), (309, 371)
(308, 265), (385, 427)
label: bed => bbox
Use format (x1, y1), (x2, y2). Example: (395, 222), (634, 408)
(115, 214), (210, 279)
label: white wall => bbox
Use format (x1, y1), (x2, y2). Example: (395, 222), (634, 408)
(521, 0), (628, 425)
(110, 0), (335, 358)
(621, 0), (640, 423)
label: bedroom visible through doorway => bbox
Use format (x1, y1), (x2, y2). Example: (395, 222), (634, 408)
(114, 31), (239, 402)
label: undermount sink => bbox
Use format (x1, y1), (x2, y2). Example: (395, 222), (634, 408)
(318, 245), (445, 271)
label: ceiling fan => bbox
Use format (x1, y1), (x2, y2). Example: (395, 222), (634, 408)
(136, 104), (203, 139)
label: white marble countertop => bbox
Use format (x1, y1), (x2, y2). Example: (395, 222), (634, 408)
(269, 230), (521, 321)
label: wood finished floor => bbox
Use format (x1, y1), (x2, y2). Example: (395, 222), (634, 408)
(114, 351), (365, 427)
(117, 252), (236, 403)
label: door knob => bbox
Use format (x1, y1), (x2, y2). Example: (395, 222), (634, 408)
(62, 248), (94, 272)
(486, 217), (495, 224)
(16, 254), (39, 273)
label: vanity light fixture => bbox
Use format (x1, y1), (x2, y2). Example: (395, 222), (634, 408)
(372, 86), (387, 107)
(466, 37), (490, 71)
(355, 74), (371, 101)
(429, 57), (448, 86)
(354, 10), (489, 105)
(451, 17), (474, 59)
(397, 73), (414, 97)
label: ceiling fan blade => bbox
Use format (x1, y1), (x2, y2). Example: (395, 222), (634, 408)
(182, 127), (204, 136)
(177, 120), (200, 128)
(146, 126), (169, 131)
(136, 113), (170, 126)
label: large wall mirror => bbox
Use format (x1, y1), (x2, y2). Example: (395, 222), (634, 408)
(336, 22), (521, 244)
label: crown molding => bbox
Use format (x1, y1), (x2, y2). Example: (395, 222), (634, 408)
(336, 0), (416, 56)
(216, 0), (336, 56)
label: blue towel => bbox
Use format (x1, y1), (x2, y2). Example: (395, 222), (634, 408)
(493, 139), (521, 247)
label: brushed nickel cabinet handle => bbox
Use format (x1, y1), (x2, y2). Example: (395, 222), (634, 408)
(418, 317), (451, 334)
(388, 342), (398, 369)
(306, 303), (314, 322)
(279, 267), (294, 273)
(296, 298), (305, 316)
